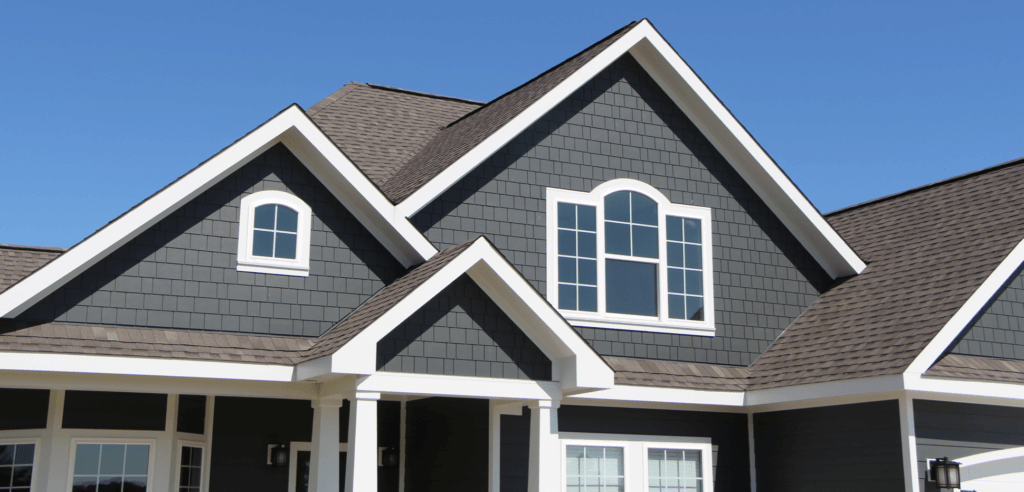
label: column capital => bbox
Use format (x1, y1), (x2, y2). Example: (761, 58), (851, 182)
(528, 399), (561, 410)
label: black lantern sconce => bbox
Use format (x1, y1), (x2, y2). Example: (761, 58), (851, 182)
(266, 436), (288, 467)
(929, 457), (961, 490)
(381, 447), (400, 469)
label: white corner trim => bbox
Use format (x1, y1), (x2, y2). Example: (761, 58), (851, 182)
(0, 351), (297, 382)
(236, 190), (313, 277)
(324, 237), (614, 392)
(906, 235), (1024, 375)
(394, 20), (863, 279)
(545, 179), (716, 334)
(0, 105), (437, 319)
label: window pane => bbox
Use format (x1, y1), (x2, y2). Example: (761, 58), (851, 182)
(566, 446), (585, 476)
(254, 204), (276, 230)
(686, 296), (704, 321)
(276, 206), (299, 233)
(559, 256), (577, 283)
(558, 203), (577, 229)
(578, 206), (597, 231)
(559, 284), (578, 310)
(605, 222), (631, 255)
(667, 216), (683, 241)
(11, 466), (31, 487)
(578, 259), (597, 285)
(0, 445), (11, 465)
(668, 269), (685, 294)
(684, 244), (702, 269)
(578, 232), (597, 258)
(632, 225), (659, 258)
(558, 230), (577, 256)
(684, 219), (702, 244)
(252, 230), (275, 257)
(123, 476), (148, 492)
(603, 447), (624, 476)
(604, 192), (630, 222)
(669, 294), (687, 320)
(72, 477), (98, 492)
(275, 232), (297, 259)
(13, 444), (33, 465)
(75, 444), (102, 475)
(0, 467), (10, 487)
(124, 445), (149, 475)
(579, 286), (597, 312)
(631, 193), (658, 226)
(190, 448), (201, 465)
(99, 445), (126, 475)
(98, 476), (122, 492)
(606, 260), (657, 316)
(667, 242), (683, 267)
(685, 270), (703, 295)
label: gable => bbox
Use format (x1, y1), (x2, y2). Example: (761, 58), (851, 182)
(950, 265), (1024, 361)
(376, 273), (552, 380)
(412, 54), (831, 367)
(15, 144), (405, 337)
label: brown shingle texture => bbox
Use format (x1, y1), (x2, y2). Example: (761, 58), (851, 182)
(608, 357), (748, 391)
(0, 244), (64, 294)
(307, 83), (482, 186)
(748, 159), (1024, 389)
(926, 353), (1024, 384)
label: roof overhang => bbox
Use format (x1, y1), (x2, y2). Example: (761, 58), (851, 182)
(0, 105), (438, 319)
(394, 20), (865, 279)
(297, 237), (616, 393)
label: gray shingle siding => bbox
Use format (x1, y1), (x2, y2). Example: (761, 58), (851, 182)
(376, 274), (552, 380)
(17, 144), (404, 337)
(412, 54), (831, 366)
(950, 266), (1024, 360)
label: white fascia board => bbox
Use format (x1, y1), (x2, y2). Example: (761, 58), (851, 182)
(573, 385), (745, 408)
(743, 374), (906, 409)
(0, 105), (435, 319)
(324, 238), (614, 391)
(353, 372), (562, 401)
(628, 26), (864, 278)
(0, 351), (296, 382)
(394, 20), (863, 279)
(906, 373), (1024, 406)
(906, 236), (1024, 375)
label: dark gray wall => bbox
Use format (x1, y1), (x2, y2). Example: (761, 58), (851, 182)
(753, 400), (904, 492)
(377, 274), (551, 380)
(0, 388), (49, 430)
(62, 390), (167, 431)
(914, 399), (1024, 491)
(412, 55), (831, 366)
(17, 144), (405, 337)
(951, 266), (1024, 360)
(500, 408), (531, 492)
(559, 405), (749, 492)
(404, 397), (489, 492)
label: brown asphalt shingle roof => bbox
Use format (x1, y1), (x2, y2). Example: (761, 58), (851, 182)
(609, 357), (748, 391)
(307, 83), (482, 186)
(747, 158), (1024, 390)
(0, 244), (65, 294)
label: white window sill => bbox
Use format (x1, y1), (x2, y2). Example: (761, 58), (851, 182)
(562, 313), (715, 336)
(236, 261), (310, 277)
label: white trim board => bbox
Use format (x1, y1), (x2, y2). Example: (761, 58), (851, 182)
(394, 19), (864, 279)
(0, 105), (437, 320)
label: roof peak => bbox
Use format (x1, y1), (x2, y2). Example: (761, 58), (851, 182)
(827, 155), (1024, 217)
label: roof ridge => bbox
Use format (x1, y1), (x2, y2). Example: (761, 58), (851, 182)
(306, 82), (364, 117)
(0, 243), (67, 252)
(827, 155), (1024, 217)
(363, 83), (484, 106)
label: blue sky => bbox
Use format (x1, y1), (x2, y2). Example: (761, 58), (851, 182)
(2, 1), (1022, 248)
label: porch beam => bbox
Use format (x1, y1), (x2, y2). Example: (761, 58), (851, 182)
(528, 399), (561, 492)
(345, 391), (380, 492)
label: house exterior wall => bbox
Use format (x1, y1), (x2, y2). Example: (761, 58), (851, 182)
(404, 397), (489, 492)
(412, 54), (831, 366)
(558, 405), (750, 492)
(376, 274), (552, 380)
(913, 399), (1024, 491)
(753, 400), (904, 492)
(500, 408), (531, 492)
(16, 143), (405, 337)
(950, 266), (1024, 360)
(0, 388), (48, 430)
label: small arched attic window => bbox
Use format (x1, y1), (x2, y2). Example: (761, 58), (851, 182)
(236, 190), (312, 276)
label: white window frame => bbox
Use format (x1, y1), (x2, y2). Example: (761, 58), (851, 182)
(559, 433), (713, 492)
(546, 179), (715, 336)
(236, 190), (312, 277)
(66, 438), (157, 492)
(0, 437), (42, 492)
(175, 440), (206, 492)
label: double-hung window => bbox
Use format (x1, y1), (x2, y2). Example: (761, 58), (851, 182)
(236, 190), (312, 277)
(560, 434), (713, 492)
(0, 441), (37, 492)
(547, 180), (714, 335)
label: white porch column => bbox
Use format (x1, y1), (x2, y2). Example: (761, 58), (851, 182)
(310, 396), (345, 492)
(528, 399), (561, 492)
(345, 391), (380, 492)
(899, 394), (921, 492)
(489, 401), (502, 492)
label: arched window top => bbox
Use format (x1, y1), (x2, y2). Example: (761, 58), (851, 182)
(546, 179), (715, 336)
(236, 190), (312, 277)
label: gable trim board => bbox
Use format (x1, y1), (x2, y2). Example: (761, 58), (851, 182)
(906, 234), (1024, 376)
(0, 105), (437, 320)
(299, 237), (615, 392)
(393, 19), (865, 279)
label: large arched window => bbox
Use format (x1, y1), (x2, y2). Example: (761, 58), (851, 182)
(546, 180), (714, 335)
(236, 190), (312, 277)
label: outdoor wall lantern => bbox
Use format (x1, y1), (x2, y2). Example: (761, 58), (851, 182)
(929, 457), (961, 490)
(381, 447), (399, 469)
(267, 437), (288, 467)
